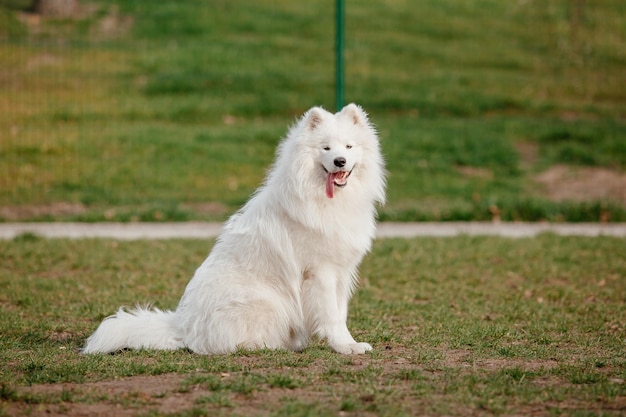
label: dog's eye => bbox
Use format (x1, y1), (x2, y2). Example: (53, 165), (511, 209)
(346, 144), (353, 149)
(323, 146), (330, 151)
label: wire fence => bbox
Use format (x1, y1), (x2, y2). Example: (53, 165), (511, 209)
(1, 0), (625, 222)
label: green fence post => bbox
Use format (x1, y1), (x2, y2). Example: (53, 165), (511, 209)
(335, 0), (345, 111)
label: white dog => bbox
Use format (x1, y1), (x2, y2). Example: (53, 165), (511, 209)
(83, 104), (386, 355)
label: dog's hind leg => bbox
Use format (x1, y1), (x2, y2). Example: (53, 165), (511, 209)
(183, 298), (293, 354)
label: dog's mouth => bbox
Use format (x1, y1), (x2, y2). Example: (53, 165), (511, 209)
(323, 167), (353, 199)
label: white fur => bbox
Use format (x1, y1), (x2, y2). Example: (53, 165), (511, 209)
(82, 104), (386, 355)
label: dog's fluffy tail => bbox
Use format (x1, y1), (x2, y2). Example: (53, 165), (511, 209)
(82, 306), (184, 354)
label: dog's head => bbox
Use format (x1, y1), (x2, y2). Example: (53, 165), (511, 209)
(303, 104), (377, 199)
(271, 104), (385, 205)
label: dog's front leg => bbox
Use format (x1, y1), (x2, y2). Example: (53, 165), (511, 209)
(302, 266), (372, 354)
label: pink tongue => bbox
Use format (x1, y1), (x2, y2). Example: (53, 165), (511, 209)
(326, 172), (336, 198)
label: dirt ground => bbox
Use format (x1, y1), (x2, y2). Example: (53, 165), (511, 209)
(8, 348), (618, 417)
(534, 164), (626, 205)
(0, 202), (88, 221)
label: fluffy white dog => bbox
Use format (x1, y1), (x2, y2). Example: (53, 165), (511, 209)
(83, 103), (386, 355)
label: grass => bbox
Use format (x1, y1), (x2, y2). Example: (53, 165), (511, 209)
(1, 0), (625, 222)
(1, 234), (625, 416)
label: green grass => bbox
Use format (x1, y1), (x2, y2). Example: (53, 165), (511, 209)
(0, 0), (625, 222)
(1, 235), (625, 415)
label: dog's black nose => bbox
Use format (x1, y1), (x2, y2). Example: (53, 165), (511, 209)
(334, 157), (346, 167)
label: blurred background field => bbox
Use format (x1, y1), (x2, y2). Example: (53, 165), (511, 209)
(1, 0), (625, 222)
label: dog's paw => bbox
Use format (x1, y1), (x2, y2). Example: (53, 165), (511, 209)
(331, 342), (373, 355)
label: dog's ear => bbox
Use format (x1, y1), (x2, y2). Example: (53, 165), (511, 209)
(340, 103), (369, 126)
(304, 107), (327, 130)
